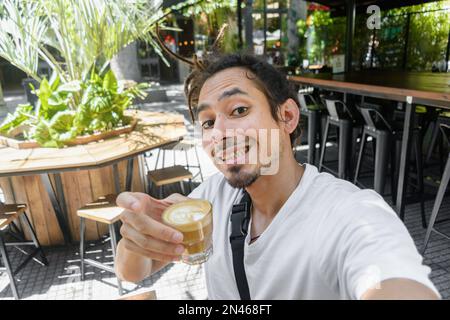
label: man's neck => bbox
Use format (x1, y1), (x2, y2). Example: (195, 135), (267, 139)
(245, 154), (304, 219)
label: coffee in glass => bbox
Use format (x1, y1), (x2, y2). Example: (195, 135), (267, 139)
(162, 199), (213, 265)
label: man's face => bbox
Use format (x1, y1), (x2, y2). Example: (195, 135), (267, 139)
(197, 67), (287, 188)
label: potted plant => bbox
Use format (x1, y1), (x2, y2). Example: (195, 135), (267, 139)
(0, 0), (177, 148)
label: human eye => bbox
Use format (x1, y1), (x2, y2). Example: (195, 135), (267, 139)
(230, 106), (249, 117)
(201, 119), (215, 130)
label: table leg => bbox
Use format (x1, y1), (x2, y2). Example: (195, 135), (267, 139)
(396, 97), (414, 218)
(40, 173), (72, 244)
(125, 158), (134, 192)
(112, 164), (121, 194)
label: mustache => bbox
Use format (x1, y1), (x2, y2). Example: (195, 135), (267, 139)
(209, 136), (255, 158)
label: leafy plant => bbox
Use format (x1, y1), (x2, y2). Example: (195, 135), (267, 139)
(0, 0), (173, 147)
(0, 67), (148, 147)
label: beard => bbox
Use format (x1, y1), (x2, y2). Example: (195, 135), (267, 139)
(224, 164), (260, 189)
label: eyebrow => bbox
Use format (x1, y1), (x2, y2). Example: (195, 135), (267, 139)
(196, 88), (249, 117)
(218, 87), (249, 101)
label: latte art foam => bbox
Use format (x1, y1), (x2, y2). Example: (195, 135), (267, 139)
(165, 207), (207, 224)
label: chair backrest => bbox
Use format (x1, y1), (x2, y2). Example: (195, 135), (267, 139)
(297, 92), (318, 112)
(358, 102), (393, 132)
(439, 123), (450, 146)
(324, 98), (354, 121)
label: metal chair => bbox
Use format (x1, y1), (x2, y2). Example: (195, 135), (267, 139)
(298, 89), (324, 165)
(318, 97), (362, 179)
(354, 102), (426, 227)
(145, 139), (201, 198)
(153, 139), (203, 182)
(77, 194), (124, 295)
(0, 202), (48, 299)
(422, 123), (450, 254)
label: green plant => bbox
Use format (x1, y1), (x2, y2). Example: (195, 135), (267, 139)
(0, 0), (174, 147)
(0, 66), (147, 147)
(0, 0), (172, 84)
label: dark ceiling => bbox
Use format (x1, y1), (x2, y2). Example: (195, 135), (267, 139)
(310, 0), (446, 16)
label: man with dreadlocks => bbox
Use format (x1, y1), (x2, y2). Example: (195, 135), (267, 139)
(114, 27), (439, 300)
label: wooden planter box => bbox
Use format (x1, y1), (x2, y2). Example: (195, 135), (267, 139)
(0, 116), (137, 149)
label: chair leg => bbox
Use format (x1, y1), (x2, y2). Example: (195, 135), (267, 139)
(425, 120), (440, 165)
(318, 118), (330, 172)
(354, 131), (367, 185)
(339, 120), (352, 180)
(0, 233), (20, 299)
(21, 212), (48, 265)
(348, 126), (361, 179)
(179, 181), (186, 195)
(390, 142), (398, 204)
(79, 217), (85, 281)
(414, 131), (426, 228)
(374, 133), (390, 196)
(194, 146), (204, 182)
(154, 148), (161, 170)
(109, 223), (123, 296)
(184, 149), (190, 172)
(422, 153), (450, 254)
(308, 110), (319, 165)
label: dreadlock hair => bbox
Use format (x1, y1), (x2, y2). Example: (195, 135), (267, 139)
(154, 24), (302, 146)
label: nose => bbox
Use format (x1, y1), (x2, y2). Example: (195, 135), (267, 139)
(210, 114), (227, 143)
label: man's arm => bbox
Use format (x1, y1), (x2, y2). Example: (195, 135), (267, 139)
(115, 240), (170, 283)
(361, 278), (440, 300)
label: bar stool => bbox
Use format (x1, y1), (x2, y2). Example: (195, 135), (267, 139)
(425, 110), (449, 174)
(318, 97), (362, 179)
(77, 194), (124, 295)
(154, 139), (204, 182)
(147, 165), (193, 198)
(353, 102), (426, 227)
(298, 90), (324, 166)
(422, 123), (450, 254)
(0, 202), (48, 299)
(145, 139), (198, 198)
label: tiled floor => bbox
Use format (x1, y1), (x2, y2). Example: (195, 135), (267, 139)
(1, 85), (450, 299)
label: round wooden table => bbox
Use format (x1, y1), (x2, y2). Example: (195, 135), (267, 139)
(0, 110), (187, 245)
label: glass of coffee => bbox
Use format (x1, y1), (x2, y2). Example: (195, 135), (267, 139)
(162, 199), (213, 265)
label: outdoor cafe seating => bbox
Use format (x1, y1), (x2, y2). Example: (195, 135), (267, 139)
(0, 0), (450, 301)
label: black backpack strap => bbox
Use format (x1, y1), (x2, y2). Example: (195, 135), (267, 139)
(229, 190), (252, 300)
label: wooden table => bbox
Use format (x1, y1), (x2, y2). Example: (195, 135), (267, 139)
(288, 71), (450, 217)
(0, 110), (186, 245)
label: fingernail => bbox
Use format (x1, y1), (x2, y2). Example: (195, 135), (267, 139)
(175, 245), (184, 255)
(172, 232), (183, 243)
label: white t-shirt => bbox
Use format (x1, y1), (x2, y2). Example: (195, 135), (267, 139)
(188, 164), (439, 300)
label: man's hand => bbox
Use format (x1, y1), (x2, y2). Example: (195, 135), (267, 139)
(114, 192), (189, 283)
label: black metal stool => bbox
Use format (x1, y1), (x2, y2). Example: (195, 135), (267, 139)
(354, 102), (426, 227)
(318, 98), (362, 179)
(422, 123), (450, 254)
(78, 194), (124, 295)
(298, 90), (324, 165)
(0, 202), (48, 299)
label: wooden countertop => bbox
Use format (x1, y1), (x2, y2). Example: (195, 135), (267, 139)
(0, 110), (187, 176)
(288, 71), (450, 108)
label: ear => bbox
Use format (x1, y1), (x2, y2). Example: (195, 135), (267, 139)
(278, 98), (300, 136)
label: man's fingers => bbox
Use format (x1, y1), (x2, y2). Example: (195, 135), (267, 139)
(120, 210), (183, 243)
(121, 238), (181, 262)
(120, 224), (185, 256)
(116, 192), (143, 211)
